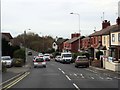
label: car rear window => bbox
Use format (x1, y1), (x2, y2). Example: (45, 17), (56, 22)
(44, 54), (49, 56)
(77, 57), (88, 60)
(35, 58), (44, 62)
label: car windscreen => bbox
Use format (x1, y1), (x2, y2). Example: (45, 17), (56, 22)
(35, 58), (44, 62)
(63, 54), (71, 57)
(2, 57), (11, 60)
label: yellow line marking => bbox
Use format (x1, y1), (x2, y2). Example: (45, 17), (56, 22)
(2, 72), (30, 90)
(0, 73), (22, 86)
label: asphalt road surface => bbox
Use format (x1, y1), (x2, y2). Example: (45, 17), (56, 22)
(6, 50), (119, 90)
(9, 61), (119, 89)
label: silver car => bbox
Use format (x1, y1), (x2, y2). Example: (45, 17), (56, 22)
(1, 56), (13, 67)
(33, 57), (46, 68)
(55, 55), (61, 62)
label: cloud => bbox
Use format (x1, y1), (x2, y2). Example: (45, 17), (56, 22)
(1, 0), (120, 38)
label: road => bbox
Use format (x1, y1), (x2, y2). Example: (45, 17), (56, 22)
(8, 55), (119, 89)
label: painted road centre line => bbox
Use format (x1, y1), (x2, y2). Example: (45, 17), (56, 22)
(73, 83), (80, 90)
(61, 71), (65, 74)
(65, 75), (71, 81)
(58, 68), (61, 71)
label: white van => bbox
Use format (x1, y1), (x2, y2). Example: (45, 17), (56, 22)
(60, 52), (72, 63)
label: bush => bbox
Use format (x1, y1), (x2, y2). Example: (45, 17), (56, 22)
(12, 58), (24, 67)
(52, 51), (61, 58)
(82, 52), (90, 59)
(13, 48), (25, 63)
(71, 52), (84, 63)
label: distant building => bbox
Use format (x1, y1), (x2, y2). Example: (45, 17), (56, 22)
(63, 33), (84, 53)
(2, 32), (13, 46)
(109, 17), (120, 60)
(81, 17), (120, 60)
(52, 37), (68, 52)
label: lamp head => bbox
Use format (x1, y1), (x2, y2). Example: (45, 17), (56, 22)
(70, 12), (73, 14)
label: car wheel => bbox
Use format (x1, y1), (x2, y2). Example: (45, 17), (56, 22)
(43, 65), (46, 68)
(75, 65), (78, 68)
(34, 66), (36, 68)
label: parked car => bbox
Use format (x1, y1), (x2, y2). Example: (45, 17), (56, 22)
(38, 53), (44, 57)
(60, 52), (72, 63)
(44, 54), (50, 61)
(75, 56), (89, 68)
(1, 56), (13, 67)
(33, 56), (38, 62)
(28, 51), (32, 56)
(55, 55), (61, 62)
(33, 57), (46, 68)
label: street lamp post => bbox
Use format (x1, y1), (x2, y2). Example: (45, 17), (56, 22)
(70, 12), (81, 52)
(24, 29), (31, 63)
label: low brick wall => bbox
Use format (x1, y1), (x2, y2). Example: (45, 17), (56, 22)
(91, 60), (102, 68)
(104, 60), (120, 72)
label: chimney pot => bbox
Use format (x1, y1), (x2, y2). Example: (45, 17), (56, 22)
(116, 17), (120, 25)
(102, 20), (110, 29)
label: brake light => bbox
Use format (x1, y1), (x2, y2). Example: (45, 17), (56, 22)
(34, 60), (36, 62)
(76, 59), (79, 61)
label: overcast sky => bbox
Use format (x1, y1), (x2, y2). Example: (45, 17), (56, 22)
(1, 0), (120, 38)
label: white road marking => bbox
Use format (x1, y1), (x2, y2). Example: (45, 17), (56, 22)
(99, 77), (104, 79)
(85, 69), (97, 73)
(58, 68), (61, 71)
(62, 71), (65, 74)
(74, 73), (77, 76)
(65, 75), (71, 81)
(90, 76), (94, 79)
(80, 74), (84, 78)
(73, 83), (80, 90)
(106, 77), (112, 80)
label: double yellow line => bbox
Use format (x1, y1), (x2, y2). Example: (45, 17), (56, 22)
(2, 72), (30, 90)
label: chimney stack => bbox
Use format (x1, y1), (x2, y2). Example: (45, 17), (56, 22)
(71, 33), (80, 39)
(116, 17), (120, 25)
(102, 20), (110, 29)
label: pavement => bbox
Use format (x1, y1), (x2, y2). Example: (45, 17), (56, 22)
(90, 66), (120, 75)
(2, 65), (30, 82)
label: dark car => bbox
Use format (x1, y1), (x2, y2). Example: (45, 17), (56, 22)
(28, 51), (32, 56)
(75, 56), (89, 68)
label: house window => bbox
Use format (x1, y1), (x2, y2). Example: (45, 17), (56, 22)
(112, 34), (115, 42)
(104, 36), (106, 44)
(54, 43), (56, 46)
(118, 33), (120, 42)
